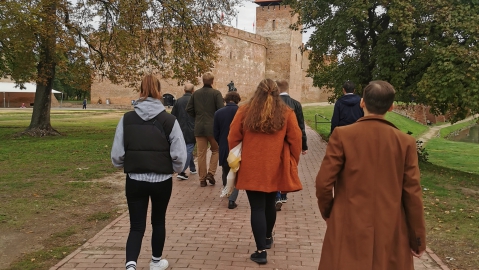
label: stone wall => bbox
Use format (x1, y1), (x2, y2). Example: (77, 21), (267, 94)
(91, 4), (332, 105)
(393, 104), (448, 125)
(301, 51), (330, 102)
(255, 5), (302, 101)
(91, 26), (268, 105)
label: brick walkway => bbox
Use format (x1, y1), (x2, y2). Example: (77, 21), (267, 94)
(52, 126), (446, 270)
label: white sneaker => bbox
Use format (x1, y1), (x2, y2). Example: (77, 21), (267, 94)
(150, 259), (169, 270)
(190, 170), (197, 174)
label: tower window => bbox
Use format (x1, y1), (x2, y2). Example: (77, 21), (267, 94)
(230, 51), (232, 59)
(273, 20), (276, 30)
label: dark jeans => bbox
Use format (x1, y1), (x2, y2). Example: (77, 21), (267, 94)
(246, 190), (277, 250)
(222, 164), (239, 202)
(125, 176), (172, 262)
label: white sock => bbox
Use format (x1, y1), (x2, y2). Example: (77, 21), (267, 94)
(126, 261), (136, 270)
(152, 256), (162, 263)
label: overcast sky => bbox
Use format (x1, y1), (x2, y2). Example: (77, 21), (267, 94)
(230, 1), (312, 43)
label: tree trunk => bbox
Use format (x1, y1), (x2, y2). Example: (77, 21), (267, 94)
(23, 0), (60, 137)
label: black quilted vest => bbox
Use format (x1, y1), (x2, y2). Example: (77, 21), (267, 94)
(123, 110), (175, 174)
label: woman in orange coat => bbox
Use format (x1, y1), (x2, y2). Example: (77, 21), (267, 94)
(228, 78), (302, 265)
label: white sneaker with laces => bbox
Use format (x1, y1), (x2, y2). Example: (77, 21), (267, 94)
(150, 259), (169, 270)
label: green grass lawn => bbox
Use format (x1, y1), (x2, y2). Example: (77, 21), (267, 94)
(425, 138), (479, 174)
(303, 105), (428, 140)
(0, 110), (126, 269)
(420, 162), (479, 269)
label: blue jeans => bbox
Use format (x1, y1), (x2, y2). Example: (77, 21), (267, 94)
(182, 143), (196, 173)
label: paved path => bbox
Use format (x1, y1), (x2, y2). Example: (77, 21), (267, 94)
(52, 126), (446, 270)
(418, 115), (478, 144)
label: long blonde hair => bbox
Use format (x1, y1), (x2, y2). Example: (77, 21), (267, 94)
(139, 75), (161, 100)
(243, 79), (287, 134)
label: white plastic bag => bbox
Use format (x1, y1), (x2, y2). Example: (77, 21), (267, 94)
(220, 142), (242, 198)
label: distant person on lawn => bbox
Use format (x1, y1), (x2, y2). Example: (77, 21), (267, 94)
(111, 75), (186, 270)
(171, 83), (197, 180)
(330, 81), (364, 135)
(316, 80), (426, 270)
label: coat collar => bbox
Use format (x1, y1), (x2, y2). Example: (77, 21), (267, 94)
(183, 93), (192, 97)
(226, 102), (238, 107)
(356, 115), (398, 129)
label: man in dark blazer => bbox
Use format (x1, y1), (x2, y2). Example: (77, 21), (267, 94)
(171, 83), (197, 180)
(213, 91), (241, 209)
(186, 72), (224, 187)
(316, 81), (426, 270)
(276, 80), (308, 210)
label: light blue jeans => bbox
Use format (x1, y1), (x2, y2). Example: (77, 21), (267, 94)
(182, 143), (196, 173)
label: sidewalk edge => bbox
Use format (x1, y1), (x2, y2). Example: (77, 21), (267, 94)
(49, 211), (128, 270)
(426, 247), (450, 270)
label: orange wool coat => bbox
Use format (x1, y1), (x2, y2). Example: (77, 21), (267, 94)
(228, 106), (302, 193)
(316, 115), (426, 270)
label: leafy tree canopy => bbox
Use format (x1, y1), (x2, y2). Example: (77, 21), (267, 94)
(0, 0), (239, 135)
(285, 0), (479, 122)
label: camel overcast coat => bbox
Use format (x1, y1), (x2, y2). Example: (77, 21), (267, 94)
(228, 106), (302, 193)
(316, 115), (426, 270)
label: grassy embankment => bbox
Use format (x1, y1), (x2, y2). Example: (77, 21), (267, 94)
(303, 105), (479, 269)
(0, 110), (126, 270)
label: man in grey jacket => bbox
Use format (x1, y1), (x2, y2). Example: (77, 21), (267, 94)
(171, 83), (197, 180)
(186, 72), (224, 187)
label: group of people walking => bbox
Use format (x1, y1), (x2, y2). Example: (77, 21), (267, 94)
(111, 73), (426, 270)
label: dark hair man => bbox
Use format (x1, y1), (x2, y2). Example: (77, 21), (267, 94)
(213, 91), (241, 209)
(330, 81), (364, 135)
(316, 80), (426, 270)
(276, 79), (307, 211)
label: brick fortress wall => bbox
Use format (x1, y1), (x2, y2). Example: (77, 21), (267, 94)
(91, 4), (330, 105)
(393, 105), (448, 125)
(91, 26), (268, 105)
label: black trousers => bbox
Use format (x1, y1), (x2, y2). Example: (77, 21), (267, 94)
(246, 190), (277, 250)
(125, 176), (172, 262)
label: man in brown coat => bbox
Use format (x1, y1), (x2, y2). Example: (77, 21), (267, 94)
(316, 80), (426, 270)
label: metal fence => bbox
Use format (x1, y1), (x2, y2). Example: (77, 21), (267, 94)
(315, 113), (331, 130)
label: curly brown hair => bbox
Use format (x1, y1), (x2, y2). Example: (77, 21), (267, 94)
(243, 79), (287, 134)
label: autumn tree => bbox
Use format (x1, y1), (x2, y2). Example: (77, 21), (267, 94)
(285, 0), (479, 122)
(0, 0), (239, 136)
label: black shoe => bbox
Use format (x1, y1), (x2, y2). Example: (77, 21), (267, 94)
(177, 172), (188, 180)
(205, 173), (216, 185)
(275, 200), (282, 211)
(250, 250), (267, 264)
(265, 237), (273, 249)
(228, 201), (237, 209)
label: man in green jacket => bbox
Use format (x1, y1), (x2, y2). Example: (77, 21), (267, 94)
(186, 72), (225, 187)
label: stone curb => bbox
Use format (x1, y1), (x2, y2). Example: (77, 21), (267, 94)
(49, 211), (128, 270)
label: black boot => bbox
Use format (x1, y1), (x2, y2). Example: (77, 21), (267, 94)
(265, 237), (273, 249)
(228, 201), (238, 209)
(250, 250), (267, 264)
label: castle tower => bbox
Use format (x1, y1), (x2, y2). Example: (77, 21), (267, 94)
(255, 0), (303, 101)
